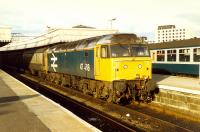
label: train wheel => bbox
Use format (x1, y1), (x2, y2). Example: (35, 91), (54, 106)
(106, 88), (113, 103)
(93, 87), (99, 98)
(82, 83), (88, 95)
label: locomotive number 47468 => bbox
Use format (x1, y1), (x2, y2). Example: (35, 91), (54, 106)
(80, 63), (90, 71)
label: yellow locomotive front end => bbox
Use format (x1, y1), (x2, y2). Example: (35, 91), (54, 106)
(94, 34), (156, 103)
(111, 45), (151, 81)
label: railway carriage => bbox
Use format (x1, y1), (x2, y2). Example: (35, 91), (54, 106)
(149, 38), (200, 76)
(0, 33), (157, 104)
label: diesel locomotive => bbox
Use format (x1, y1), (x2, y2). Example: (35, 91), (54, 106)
(0, 33), (157, 103)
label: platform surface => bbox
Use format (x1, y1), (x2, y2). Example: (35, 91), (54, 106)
(153, 74), (200, 94)
(0, 69), (100, 132)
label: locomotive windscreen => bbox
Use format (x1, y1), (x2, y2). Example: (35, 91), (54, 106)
(110, 44), (149, 57)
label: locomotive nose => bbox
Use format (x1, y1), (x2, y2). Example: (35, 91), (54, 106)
(114, 60), (151, 80)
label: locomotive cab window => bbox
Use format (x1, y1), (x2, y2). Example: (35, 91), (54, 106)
(131, 46), (149, 57)
(110, 44), (130, 57)
(109, 44), (149, 58)
(101, 46), (109, 58)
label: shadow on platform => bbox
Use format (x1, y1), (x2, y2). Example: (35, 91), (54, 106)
(0, 94), (39, 104)
(152, 74), (170, 82)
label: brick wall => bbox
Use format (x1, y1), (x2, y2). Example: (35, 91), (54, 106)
(152, 89), (200, 121)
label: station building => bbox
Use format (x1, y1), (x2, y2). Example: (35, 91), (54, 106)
(155, 25), (195, 43)
(0, 26), (11, 46)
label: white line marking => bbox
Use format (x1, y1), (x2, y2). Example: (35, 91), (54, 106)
(158, 85), (200, 95)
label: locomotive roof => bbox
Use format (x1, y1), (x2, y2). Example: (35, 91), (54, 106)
(149, 38), (200, 50)
(48, 33), (141, 52)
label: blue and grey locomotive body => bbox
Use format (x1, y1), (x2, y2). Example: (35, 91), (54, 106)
(48, 50), (95, 79)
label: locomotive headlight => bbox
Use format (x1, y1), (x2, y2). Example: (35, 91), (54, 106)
(123, 65), (128, 69)
(138, 64), (142, 69)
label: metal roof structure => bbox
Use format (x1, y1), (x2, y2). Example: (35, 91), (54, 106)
(149, 38), (200, 50)
(0, 28), (118, 51)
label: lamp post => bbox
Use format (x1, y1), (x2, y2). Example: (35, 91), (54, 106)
(109, 18), (116, 29)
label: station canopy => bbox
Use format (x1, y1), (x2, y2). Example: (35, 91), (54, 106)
(0, 27), (118, 51)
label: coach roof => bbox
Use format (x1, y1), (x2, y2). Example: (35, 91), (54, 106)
(149, 38), (200, 50)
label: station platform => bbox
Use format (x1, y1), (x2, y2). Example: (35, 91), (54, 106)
(153, 74), (200, 94)
(152, 74), (200, 121)
(0, 69), (100, 132)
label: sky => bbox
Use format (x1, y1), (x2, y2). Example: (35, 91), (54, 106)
(0, 0), (200, 40)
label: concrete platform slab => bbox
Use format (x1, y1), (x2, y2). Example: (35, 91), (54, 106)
(153, 74), (200, 94)
(0, 69), (100, 132)
(152, 74), (200, 120)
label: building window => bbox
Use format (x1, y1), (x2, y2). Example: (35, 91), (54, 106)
(183, 29), (185, 31)
(179, 49), (190, 62)
(157, 50), (165, 61)
(167, 50), (176, 61)
(193, 48), (200, 62)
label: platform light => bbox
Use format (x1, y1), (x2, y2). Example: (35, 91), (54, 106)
(109, 18), (116, 29)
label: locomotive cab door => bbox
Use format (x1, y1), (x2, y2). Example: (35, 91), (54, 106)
(95, 45), (112, 81)
(95, 46), (100, 76)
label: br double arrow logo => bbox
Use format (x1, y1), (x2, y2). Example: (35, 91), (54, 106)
(50, 53), (58, 72)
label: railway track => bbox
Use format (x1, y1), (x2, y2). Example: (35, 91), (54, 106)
(7, 70), (199, 132)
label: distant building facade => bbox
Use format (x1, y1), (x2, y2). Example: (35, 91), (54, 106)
(155, 25), (195, 43)
(0, 26), (11, 43)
